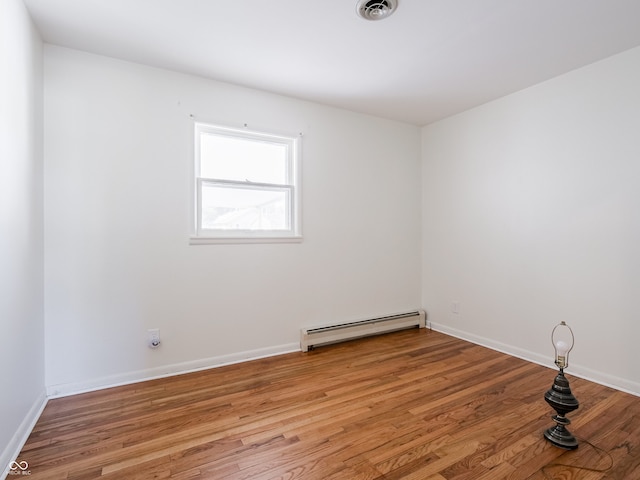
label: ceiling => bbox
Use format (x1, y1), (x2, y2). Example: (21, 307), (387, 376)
(23, 0), (640, 126)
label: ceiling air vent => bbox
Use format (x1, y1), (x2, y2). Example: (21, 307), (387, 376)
(356, 0), (398, 21)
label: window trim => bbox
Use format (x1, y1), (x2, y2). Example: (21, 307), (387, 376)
(190, 122), (302, 244)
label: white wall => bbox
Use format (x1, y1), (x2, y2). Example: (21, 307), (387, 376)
(44, 46), (422, 395)
(0, 0), (45, 473)
(422, 46), (640, 395)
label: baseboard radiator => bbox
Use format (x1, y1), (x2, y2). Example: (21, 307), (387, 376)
(300, 310), (426, 352)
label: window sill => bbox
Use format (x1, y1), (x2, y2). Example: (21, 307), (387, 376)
(189, 235), (303, 245)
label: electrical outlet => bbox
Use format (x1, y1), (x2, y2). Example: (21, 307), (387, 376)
(147, 329), (161, 349)
(451, 301), (460, 314)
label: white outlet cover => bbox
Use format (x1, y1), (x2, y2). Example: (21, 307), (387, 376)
(147, 329), (161, 348)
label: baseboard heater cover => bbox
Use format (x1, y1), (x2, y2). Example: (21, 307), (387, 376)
(300, 310), (426, 352)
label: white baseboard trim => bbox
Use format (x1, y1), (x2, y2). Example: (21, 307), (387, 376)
(1, 391), (47, 480)
(430, 322), (640, 397)
(46, 343), (300, 399)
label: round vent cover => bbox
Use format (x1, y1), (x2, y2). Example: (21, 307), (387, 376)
(356, 0), (398, 21)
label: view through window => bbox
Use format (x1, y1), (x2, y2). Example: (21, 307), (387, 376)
(194, 123), (301, 242)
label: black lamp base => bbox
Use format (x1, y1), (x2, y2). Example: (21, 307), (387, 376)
(544, 420), (578, 450)
(544, 370), (579, 450)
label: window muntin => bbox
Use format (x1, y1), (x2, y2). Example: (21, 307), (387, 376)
(193, 123), (301, 242)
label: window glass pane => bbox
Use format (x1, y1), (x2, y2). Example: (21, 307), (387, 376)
(201, 183), (290, 231)
(200, 133), (288, 184)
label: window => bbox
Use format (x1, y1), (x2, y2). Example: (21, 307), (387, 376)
(192, 122), (301, 243)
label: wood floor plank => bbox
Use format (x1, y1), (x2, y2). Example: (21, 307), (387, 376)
(14, 329), (640, 479)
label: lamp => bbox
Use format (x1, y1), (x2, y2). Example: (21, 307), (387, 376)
(543, 321), (579, 449)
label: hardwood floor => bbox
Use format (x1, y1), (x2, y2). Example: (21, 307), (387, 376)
(16, 329), (640, 479)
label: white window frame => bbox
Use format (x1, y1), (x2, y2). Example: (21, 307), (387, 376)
(191, 122), (302, 244)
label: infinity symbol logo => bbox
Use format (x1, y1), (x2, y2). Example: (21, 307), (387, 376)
(10, 461), (29, 471)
